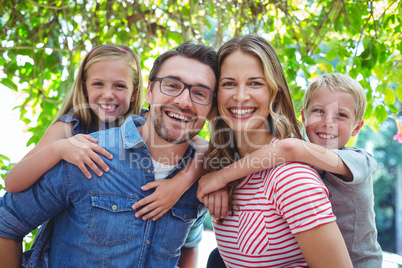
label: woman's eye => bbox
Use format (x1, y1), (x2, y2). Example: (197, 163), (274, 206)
(221, 82), (235, 87)
(250, 81), (263, 86)
(93, 82), (103, 86)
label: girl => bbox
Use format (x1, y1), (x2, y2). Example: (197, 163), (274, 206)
(5, 44), (144, 191)
(201, 35), (352, 267)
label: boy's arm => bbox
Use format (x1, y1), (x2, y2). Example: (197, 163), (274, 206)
(0, 237), (22, 268)
(5, 121), (112, 192)
(197, 138), (352, 201)
(132, 136), (208, 221)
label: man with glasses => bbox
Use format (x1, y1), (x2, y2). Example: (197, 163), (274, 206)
(0, 42), (218, 268)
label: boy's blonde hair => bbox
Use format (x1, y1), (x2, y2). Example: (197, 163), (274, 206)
(303, 73), (367, 124)
(54, 44), (143, 131)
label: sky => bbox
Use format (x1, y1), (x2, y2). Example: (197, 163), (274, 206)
(0, 86), (33, 163)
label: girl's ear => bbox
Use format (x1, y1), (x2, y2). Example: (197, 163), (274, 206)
(352, 119), (364, 137)
(82, 82), (88, 97)
(130, 86), (138, 102)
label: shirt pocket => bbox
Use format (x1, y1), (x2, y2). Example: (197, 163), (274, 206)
(161, 204), (198, 254)
(87, 192), (136, 247)
(237, 211), (270, 255)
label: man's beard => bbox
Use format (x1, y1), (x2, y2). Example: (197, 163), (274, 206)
(152, 104), (204, 144)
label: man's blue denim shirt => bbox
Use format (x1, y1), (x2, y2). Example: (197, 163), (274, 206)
(0, 114), (207, 267)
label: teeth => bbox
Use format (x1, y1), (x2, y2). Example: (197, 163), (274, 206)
(318, 133), (336, 139)
(230, 108), (255, 115)
(167, 112), (190, 122)
(100, 104), (117, 110)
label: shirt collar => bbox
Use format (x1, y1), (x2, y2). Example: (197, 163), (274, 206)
(121, 114), (146, 149)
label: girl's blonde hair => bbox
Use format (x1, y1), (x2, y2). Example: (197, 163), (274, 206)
(54, 44), (143, 131)
(206, 35), (302, 212)
(303, 73), (367, 125)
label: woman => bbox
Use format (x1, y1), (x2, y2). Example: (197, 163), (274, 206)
(203, 35), (352, 267)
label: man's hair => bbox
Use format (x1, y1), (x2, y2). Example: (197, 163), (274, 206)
(148, 41), (218, 84)
(303, 73), (367, 124)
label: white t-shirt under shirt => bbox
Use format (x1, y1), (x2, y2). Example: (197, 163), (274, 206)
(151, 159), (176, 181)
(213, 153), (336, 267)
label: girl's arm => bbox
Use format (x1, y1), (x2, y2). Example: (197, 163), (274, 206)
(5, 121), (112, 192)
(132, 135), (208, 221)
(197, 138), (352, 201)
(295, 222), (352, 267)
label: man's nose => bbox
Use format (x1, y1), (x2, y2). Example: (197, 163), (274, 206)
(174, 87), (193, 109)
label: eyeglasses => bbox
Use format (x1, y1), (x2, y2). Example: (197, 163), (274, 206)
(155, 77), (215, 106)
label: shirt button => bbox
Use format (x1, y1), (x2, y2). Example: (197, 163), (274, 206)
(112, 205), (118, 210)
(147, 169), (151, 174)
(142, 144), (146, 149)
(183, 214), (187, 219)
(146, 240), (150, 245)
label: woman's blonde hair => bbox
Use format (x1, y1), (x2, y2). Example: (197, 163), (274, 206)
(206, 35), (302, 213)
(54, 44), (143, 131)
(303, 73), (367, 125)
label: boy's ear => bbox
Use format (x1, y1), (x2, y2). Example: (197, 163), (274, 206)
(301, 109), (307, 127)
(352, 119), (364, 136)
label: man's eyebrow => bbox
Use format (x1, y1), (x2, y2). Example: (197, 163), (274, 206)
(166, 75), (213, 90)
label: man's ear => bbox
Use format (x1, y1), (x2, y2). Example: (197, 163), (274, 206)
(301, 109), (307, 127)
(352, 119), (364, 136)
(145, 83), (152, 105)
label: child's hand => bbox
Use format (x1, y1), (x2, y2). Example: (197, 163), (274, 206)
(203, 188), (229, 220)
(132, 179), (180, 221)
(197, 170), (227, 202)
(57, 134), (113, 179)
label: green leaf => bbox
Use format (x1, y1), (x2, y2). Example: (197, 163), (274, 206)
(325, 48), (338, 61)
(396, 86), (402, 102)
(374, 105), (388, 125)
(1, 78), (18, 91)
(383, 88), (395, 105)
(388, 105), (398, 114)
(336, 61), (347, 72)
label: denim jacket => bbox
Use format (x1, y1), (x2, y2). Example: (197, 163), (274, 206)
(0, 114), (207, 268)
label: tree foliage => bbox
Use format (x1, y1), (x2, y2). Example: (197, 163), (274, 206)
(1, 0), (401, 148)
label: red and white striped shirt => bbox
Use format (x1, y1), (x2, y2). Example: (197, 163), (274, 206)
(213, 161), (335, 267)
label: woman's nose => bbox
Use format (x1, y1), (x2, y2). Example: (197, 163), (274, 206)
(233, 86), (250, 102)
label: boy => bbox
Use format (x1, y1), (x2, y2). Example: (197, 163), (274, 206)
(198, 73), (383, 268)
